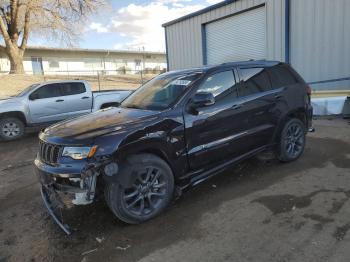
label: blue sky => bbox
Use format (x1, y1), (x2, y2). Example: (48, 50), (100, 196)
(30, 0), (221, 52)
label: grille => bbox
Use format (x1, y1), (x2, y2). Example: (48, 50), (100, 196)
(39, 140), (62, 165)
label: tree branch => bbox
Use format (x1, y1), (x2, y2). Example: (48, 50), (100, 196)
(19, 8), (30, 50)
(10, 0), (18, 35)
(0, 45), (5, 52)
(0, 11), (11, 46)
(0, 7), (9, 24)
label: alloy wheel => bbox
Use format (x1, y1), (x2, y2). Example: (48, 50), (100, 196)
(2, 121), (21, 138)
(122, 167), (167, 216)
(284, 123), (304, 158)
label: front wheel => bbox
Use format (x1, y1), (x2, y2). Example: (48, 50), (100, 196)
(105, 154), (174, 224)
(277, 118), (306, 162)
(0, 117), (25, 141)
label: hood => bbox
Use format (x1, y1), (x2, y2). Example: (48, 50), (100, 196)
(41, 107), (160, 144)
(0, 96), (23, 111)
(0, 96), (20, 102)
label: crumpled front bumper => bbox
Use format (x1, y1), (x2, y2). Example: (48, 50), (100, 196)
(35, 158), (100, 235)
(40, 185), (72, 235)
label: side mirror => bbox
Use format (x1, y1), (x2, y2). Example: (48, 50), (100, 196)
(29, 93), (39, 100)
(192, 92), (215, 108)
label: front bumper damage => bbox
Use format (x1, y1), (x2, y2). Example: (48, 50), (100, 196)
(36, 160), (105, 235)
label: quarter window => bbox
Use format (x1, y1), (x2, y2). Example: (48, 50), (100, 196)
(267, 64), (299, 88)
(197, 70), (237, 101)
(238, 68), (272, 96)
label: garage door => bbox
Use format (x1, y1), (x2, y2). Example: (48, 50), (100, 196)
(205, 7), (266, 65)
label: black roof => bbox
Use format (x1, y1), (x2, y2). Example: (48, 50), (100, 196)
(165, 60), (281, 75)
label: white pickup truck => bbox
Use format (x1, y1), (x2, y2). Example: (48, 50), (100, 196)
(0, 80), (133, 140)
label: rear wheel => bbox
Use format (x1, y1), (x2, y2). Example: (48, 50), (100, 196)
(0, 117), (25, 141)
(105, 154), (174, 224)
(277, 118), (306, 162)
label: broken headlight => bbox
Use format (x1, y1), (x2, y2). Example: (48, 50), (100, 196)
(62, 146), (97, 160)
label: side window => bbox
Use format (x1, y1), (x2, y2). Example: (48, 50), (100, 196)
(238, 68), (272, 97)
(267, 64), (298, 89)
(60, 82), (86, 96)
(30, 84), (61, 99)
(196, 70), (237, 101)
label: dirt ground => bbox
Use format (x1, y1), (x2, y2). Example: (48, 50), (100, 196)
(0, 118), (350, 262)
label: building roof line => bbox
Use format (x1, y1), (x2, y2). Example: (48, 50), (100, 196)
(23, 46), (165, 55)
(162, 0), (237, 27)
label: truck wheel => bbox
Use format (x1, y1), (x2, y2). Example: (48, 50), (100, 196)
(0, 117), (25, 141)
(277, 118), (306, 162)
(105, 154), (174, 224)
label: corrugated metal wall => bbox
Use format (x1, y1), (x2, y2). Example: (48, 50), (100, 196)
(206, 6), (267, 64)
(290, 0), (350, 90)
(165, 0), (350, 91)
(165, 0), (285, 71)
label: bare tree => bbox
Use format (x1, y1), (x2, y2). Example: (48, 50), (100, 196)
(0, 0), (106, 74)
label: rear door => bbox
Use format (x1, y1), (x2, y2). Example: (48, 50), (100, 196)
(235, 67), (277, 151)
(59, 82), (92, 117)
(184, 69), (249, 171)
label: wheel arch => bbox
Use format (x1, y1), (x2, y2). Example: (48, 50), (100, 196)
(0, 111), (27, 125)
(273, 108), (307, 143)
(113, 139), (183, 179)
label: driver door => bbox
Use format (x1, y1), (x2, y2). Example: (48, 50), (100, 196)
(28, 83), (66, 123)
(184, 69), (248, 171)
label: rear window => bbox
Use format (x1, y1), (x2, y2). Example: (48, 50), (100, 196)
(267, 64), (299, 89)
(238, 68), (272, 96)
(60, 82), (86, 96)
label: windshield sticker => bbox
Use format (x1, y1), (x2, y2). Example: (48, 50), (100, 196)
(172, 79), (192, 86)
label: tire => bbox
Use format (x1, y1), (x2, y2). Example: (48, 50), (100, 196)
(105, 154), (174, 224)
(0, 117), (25, 141)
(277, 118), (306, 162)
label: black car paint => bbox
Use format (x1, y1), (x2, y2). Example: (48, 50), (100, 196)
(35, 61), (312, 218)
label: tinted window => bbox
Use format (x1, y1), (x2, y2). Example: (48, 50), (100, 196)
(197, 71), (237, 101)
(238, 68), (271, 96)
(60, 82), (86, 96)
(267, 64), (298, 88)
(30, 84), (61, 99)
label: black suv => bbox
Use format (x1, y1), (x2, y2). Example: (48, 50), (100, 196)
(35, 61), (313, 234)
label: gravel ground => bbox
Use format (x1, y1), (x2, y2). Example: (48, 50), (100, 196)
(0, 118), (349, 262)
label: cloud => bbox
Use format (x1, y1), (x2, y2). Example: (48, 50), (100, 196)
(206, 0), (223, 4)
(99, 1), (205, 51)
(89, 22), (108, 33)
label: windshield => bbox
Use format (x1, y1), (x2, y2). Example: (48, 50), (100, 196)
(121, 73), (202, 110)
(16, 83), (40, 97)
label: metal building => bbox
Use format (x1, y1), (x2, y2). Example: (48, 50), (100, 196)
(163, 0), (350, 115)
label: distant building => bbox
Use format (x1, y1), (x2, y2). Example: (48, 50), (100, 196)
(0, 46), (167, 75)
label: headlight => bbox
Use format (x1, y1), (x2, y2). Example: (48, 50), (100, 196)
(62, 146), (98, 160)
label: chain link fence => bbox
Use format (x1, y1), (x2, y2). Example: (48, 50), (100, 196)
(0, 69), (165, 97)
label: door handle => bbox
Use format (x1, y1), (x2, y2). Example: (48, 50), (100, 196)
(81, 96), (90, 99)
(55, 99), (64, 102)
(274, 94), (282, 99)
(231, 104), (242, 110)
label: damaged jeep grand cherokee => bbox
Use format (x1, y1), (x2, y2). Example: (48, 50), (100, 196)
(35, 61), (313, 234)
